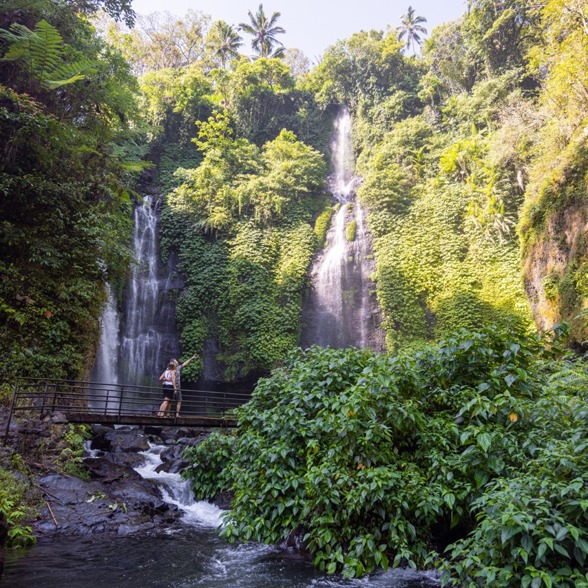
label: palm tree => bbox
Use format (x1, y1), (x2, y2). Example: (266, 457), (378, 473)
(239, 4), (286, 58)
(397, 6), (428, 54)
(208, 20), (243, 68)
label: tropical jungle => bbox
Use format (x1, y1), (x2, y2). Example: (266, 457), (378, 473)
(0, 1), (587, 587)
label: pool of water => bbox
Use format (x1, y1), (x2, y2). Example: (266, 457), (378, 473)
(3, 530), (439, 588)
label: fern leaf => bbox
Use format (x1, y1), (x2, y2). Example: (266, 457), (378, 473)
(50, 58), (97, 80)
(43, 73), (86, 90)
(0, 42), (30, 63)
(31, 20), (63, 83)
(43, 57), (97, 90)
(0, 19), (93, 91)
(0, 24), (36, 67)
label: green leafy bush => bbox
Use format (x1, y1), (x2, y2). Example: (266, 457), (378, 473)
(0, 467), (37, 548)
(314, 206), (334, 248)
(163, 119), (326, 380)
(184, 327), (588, 584)
(56, 424), (91, 480)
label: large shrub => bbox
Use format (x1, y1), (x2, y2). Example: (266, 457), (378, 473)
(184, 326), (588, 585)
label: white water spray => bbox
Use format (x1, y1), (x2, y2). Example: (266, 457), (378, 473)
(135, 443), (224, 528)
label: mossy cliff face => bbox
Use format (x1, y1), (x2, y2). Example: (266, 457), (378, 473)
(520, 140), (588, 343)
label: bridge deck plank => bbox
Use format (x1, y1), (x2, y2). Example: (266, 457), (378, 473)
(66, 413), (238, 428)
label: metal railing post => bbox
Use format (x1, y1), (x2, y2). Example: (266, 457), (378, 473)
(51, 382), (59, 412)
(3, 377), (19, 446)
(40, 382), (49, 415)
(118, 387), (124, 422)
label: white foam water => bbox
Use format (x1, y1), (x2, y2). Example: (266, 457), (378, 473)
(134, 442), (224, 529)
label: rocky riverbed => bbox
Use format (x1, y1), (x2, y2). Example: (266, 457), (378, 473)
(1, 408), (215, 541)
(34, 423), (210, 537)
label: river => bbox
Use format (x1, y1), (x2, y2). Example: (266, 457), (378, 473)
(3, 442), (439, 588)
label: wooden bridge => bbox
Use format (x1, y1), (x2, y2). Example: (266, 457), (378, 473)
(4, 377), (251, 443)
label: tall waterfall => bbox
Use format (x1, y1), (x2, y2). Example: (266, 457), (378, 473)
(302, 108), (383, 350)
(92, 283), (119, 386)
(92, 196), (181, 387)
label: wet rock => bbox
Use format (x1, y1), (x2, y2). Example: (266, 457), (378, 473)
(214, 491), (233, 510)
(103, 451), (146, 469)
(117, 522), (155, 536)
(89, 425), (115, 451)
(108, 477), (163, 504)
(158, 427), (181, 444)
(160, 445), (183, 462)
(33, 471), (176, 537)
(178, 434), (207, 446)
(0, 446), (15, 468)
(83, 457), (142, 483)
(155, 458), (188, 474)
(91, 427), (149, 453)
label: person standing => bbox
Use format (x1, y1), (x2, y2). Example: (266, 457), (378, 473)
(172, 354), (196, 416)
(158, 361), (176, 417)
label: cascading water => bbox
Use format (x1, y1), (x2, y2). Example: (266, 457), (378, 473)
(89, 283), (120, 410)
(91, 195), (181, 388)
(92, 283), (119, 385)
(5, 441), (439, 586)
(302, 108), (383, 350)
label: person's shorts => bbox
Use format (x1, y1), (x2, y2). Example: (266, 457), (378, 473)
(162, 384), (174, 400)
(175, 388), (182, 402)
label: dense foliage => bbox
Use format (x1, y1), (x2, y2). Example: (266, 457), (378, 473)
(162, 115), (326, 380)
(0, 0), (140, 546)
(0, 1), (140, 388)
(2, 1), (588, 578)
(304, 15), (538, 349)
(184, 327), (588, 585)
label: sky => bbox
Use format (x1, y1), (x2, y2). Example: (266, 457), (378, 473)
(130, 0), (468, 60)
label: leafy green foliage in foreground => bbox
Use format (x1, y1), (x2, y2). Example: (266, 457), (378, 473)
(184, 327), (588, 585)
(0, 456), (38, 548)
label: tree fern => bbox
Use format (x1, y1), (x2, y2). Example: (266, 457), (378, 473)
(0, 19), (96, 90)
(2, 0), (47, 11)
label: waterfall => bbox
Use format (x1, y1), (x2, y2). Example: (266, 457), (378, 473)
(90, 283), (120, 411)
(92, 283), (119, 385)
(302, 108), (384, 350)
(92, 196), (181, 387)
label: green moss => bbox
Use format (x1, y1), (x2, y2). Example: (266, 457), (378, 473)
(345, 219), (357, 242)
(314, 206), (334, 248)
(542, 274), (560, 301)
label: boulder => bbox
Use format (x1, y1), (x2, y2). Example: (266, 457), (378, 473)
(83, 457), (142, 483)
(91, 427), (149, 453)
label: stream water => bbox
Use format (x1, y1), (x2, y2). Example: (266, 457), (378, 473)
(3, 444), (439, 587)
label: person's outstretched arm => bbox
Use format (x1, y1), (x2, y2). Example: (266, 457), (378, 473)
(181, 354), (197, 368)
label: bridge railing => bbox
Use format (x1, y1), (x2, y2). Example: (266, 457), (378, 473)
(5, 377), (251, 442)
